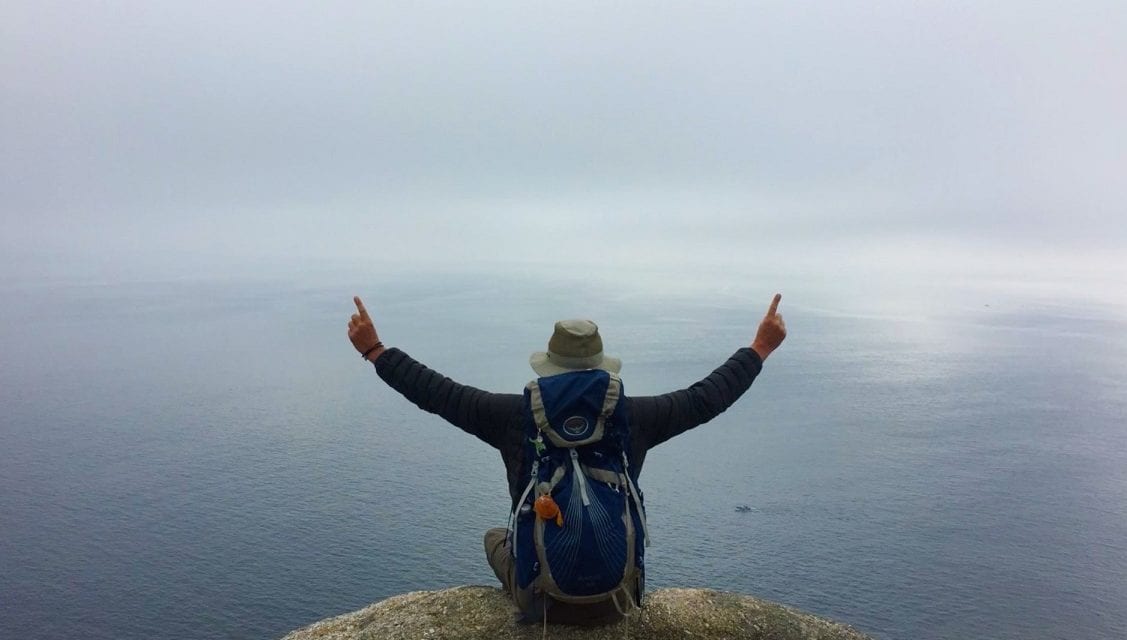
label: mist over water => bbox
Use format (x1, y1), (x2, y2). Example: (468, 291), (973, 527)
(2, 259), (1125, 640)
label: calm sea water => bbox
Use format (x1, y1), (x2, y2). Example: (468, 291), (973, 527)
(2, 268), (1125, 639)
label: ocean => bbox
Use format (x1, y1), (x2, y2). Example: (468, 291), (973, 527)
(2, 266), (1125, 639)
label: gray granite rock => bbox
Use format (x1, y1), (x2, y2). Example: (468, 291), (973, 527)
(280, 586), (874, 640)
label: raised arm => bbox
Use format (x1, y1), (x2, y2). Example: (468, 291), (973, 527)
(347, 296), (521, 449)
(630, 294), (787, 450)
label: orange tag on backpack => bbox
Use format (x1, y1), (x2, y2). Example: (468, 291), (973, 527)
(534, 495), (564, 527)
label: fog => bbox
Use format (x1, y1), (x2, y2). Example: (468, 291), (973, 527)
(2, 2), (1124, 297)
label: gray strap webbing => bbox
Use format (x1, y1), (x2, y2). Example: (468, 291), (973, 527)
(622, 452), (651, 547)
(600, 373), (622, 419)
(581, 465), (624, 486)
(511, 460), (538, 562)
(527, 380), (552, 438)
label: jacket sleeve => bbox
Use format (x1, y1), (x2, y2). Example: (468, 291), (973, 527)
(372, 347), (522, 450)
(628, 348), (763, 450)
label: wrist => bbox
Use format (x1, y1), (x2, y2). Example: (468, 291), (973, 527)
(361, 342), (386, 362)
(751, 341), (772, 361)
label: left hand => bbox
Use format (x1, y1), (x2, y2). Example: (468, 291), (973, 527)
(751, 293), (787, 361)
(348, 296), (384, 361)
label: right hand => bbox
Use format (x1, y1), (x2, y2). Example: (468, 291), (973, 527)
(348, 296), (384, 361)
(751, 293), (787, 361)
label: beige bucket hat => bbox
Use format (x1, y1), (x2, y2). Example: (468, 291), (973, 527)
(529, 319), (622, 377)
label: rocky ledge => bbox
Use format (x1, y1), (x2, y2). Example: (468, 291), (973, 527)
(280, 586), (873, 640)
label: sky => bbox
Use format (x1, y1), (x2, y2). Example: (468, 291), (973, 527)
(2, 1), (1125, 288)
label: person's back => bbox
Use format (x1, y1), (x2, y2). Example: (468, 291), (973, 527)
(346, 294), (787, 624)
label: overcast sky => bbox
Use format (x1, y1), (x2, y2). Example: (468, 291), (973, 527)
(2, 1), (1124, 283)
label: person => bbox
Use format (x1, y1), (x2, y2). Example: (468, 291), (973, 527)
(346, 293), (787, 625)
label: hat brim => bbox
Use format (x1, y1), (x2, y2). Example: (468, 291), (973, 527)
(529, 352), (622, 377)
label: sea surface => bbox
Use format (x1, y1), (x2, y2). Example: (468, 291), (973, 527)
(2, 268), (1125, 639)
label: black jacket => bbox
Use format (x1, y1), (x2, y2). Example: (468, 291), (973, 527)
(373, 347), (763, 508)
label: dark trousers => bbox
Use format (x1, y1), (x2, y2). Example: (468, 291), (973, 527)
(483, 528), (632, 626)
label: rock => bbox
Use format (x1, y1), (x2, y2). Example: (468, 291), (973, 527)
(280, 586), (873, 640)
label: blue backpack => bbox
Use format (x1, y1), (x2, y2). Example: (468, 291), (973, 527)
(509, 369), (650, 617)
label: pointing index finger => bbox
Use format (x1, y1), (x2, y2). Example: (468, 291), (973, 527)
(354, 296), (370, 320)
(767, 293), (781, 316)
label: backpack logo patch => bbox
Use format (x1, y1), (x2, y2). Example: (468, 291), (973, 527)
(562, 415), (590, 437)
